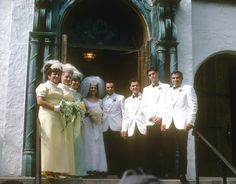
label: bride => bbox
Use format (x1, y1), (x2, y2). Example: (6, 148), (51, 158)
(80, 76), (107, 177)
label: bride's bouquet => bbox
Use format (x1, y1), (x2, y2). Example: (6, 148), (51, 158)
(60, 99), (86, 128)
(88, 106), (103, 124)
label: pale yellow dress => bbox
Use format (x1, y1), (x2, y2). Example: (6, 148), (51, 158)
(58, 83), (76, 175)
(36, 80), (69, 173)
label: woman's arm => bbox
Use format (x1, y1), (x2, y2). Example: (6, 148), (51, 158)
(36, 96), (55, 111)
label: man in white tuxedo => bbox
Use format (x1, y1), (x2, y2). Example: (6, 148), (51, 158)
(161, 70), (198, 182)
(102, 80), (125, 177)
(141, 66), (170, 176)
(121, 79), (147, 172)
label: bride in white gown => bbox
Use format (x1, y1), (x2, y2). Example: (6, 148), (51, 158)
(80, 76), (107, 176)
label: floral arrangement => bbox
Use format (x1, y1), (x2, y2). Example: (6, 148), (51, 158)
(60, 99), (86, 128)
(88, 107), (103, 124)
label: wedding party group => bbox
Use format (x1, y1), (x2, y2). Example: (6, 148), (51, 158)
(35, 59), (198, 183)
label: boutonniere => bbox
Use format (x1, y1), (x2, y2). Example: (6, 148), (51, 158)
(158, 86), (162, 90)
(138, 96), (142, 101)
(179, 88), (183, 92)
(113, 98), (116, 102)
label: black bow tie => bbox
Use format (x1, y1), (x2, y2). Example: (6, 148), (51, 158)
(132, 94), (139, 98)
(173, 86), (180, 90)
(152, 83), (159, 87)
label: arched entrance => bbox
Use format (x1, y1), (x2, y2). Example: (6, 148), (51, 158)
(22, 0), (183, 177)
(194, 52), (236, 176)
(61, 0), (149, 96)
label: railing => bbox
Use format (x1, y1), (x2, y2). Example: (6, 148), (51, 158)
(193, 129), (236, 184)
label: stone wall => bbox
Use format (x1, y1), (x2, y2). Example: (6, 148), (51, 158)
(0, 0), (34, 176)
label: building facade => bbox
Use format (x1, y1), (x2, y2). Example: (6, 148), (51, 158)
(0, 0), (236, 179)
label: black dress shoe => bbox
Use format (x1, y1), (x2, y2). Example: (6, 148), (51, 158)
(179, 174), (187, 183)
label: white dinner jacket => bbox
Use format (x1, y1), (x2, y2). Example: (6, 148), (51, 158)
(162, 84), (198, 129)
(141, 82), (170, 126)
(102, 93), (125, 132)
(121, 93), (146, 136)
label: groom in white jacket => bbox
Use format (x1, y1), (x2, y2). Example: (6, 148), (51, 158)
(102, 80), (125, 177)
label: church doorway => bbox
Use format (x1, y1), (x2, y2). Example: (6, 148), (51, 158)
(61, 0), (149, 96)
(194, 53), (236, 176)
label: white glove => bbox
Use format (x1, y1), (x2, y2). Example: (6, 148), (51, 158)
(54, 105), (61, 112)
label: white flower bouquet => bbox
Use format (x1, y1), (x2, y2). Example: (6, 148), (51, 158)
(60, 99), (86, 128)
(88, 107), (103, 124)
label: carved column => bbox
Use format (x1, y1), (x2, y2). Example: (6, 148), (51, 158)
(169, 44), (178, 74)
(22, 34), (39, 176)
(155, 0), (180, 82)
(43, 36), (55, 81)
(156, 43), (166, 81)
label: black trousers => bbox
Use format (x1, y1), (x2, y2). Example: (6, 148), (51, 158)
(146, 124), (164, 176)
(125, 125), (147, 172)
(162, 122), (188, 177)
(103, 129), (125, 176)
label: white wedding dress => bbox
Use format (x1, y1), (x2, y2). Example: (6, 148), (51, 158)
(83, 98), (107, 172)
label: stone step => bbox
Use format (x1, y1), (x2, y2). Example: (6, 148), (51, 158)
(0, 177), (236, 184)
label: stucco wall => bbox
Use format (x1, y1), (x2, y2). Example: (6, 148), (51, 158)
(0, 0), (34, 176)
(176, 0), (193, 85)
(192, 1), (236, 72)
(176, 0), (196, 180)
(0, 0), (12, 176)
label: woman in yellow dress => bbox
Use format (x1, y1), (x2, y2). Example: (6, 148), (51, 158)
(36, 60), (69, 178)
(58, 63), (77, 176)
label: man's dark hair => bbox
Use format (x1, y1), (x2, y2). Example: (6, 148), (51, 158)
(105, 80), (115, 85)
(171, 70), (183, 79)
(128, 78), (140, 86)
(147, 66), (158, 74)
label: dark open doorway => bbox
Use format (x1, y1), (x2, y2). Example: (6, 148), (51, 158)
(229, 61), (236, 168)
(67, 48), (138, 96)
(194, 53), (236, 176)
(61, 0), (146, 96)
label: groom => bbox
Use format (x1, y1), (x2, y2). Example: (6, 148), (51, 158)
(102, 80), (125, 177)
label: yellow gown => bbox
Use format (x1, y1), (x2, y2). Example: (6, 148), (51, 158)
(36, 80), (69, 173)
(58, 83), (76, 175)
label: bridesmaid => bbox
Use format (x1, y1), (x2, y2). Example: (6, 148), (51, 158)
(70, 70), (87, 177)
(58, 63), (76, 176)
(36, 60), (69, 178)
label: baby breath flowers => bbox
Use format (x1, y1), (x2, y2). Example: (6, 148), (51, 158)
(88, 107), (103, 124)
(60, 99), (86, 128)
